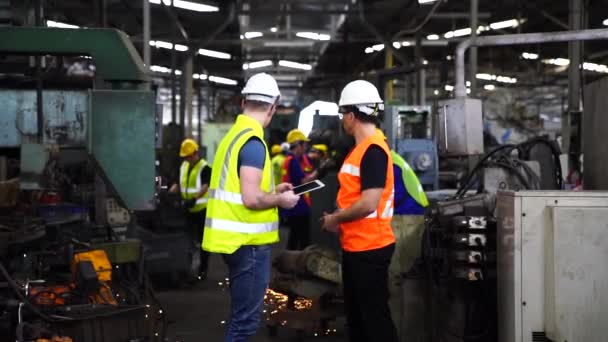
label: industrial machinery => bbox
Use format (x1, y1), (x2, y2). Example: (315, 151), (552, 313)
(384, 105), (439, 190)
(496, 191), (608, 342)
(0, 26), (164, 341)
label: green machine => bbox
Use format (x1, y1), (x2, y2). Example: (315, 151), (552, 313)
(0, 27), (156, 211)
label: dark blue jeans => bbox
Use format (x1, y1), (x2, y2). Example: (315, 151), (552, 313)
(222, 245), (272, 342)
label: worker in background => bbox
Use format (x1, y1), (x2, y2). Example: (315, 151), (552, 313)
(270, 143), (287, 188)
(321, 80), (398, 342)
(281, 129), (321, 250)
(202, 73), (300, 342)
(176, 138), (212, 280)
(377, 128), (429, 338)
(308, 144), (328, 169)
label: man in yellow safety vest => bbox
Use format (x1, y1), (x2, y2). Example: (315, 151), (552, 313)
(202, 73), (299, 341)
(178, 138), (212, 280)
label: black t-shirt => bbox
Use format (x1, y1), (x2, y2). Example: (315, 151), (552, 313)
(200, 165), (211, 184)
(360, 145), (388, 190)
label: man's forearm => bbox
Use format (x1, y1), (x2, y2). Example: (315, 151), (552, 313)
(243, 191), (281, 210)
(335, 198), (376, 223)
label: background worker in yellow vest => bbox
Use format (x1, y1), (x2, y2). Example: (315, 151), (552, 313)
(202, 73), (299, 341)
(270, 143), (287, 188)
(175, 138), (212, 280)
(377, 129), (429, 339)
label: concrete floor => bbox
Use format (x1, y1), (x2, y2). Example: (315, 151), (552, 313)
(156, 228), (348, 342)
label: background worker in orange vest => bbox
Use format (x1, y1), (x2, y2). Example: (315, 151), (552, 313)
(281, 129), (321, 250)
(321, 80), (398, 342)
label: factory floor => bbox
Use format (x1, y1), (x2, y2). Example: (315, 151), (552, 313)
(156, 228), (348, 342)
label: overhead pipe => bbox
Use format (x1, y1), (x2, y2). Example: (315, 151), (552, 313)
(454, 28), (608, 97)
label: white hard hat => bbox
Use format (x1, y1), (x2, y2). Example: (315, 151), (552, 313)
(280, 142), (290, 152)
(338, 80), (383, 107)
(242, 73), (281, 104)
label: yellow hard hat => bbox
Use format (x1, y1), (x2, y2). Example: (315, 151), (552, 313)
(311, 144), (328, 154)
(376, 128), (386, 140)
(271, 144), (282, 156)
(286, 129), (310, 144)
(180, 139), (199, 157)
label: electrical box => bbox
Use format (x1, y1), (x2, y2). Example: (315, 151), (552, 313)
(437, 98), (483, 156)
(496, 191), (608, 342)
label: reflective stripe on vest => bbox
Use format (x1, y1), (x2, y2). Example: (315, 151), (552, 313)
(337, 131), (395, 252)
(180, 159), (209, 212)
(390, 150), (429, 207)
(202, 114), (279, 254)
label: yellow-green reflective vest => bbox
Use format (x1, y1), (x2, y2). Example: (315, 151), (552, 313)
(271, 154), (286, 187)
(179, 158), (209, 213)
(202, 114), (279, 254)
(390, 150), (429, 207)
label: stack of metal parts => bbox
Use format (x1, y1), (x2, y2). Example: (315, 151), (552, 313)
(265, 245), (343, 338)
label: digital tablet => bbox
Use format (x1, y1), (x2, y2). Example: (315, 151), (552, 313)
(292, 180), (325, 195)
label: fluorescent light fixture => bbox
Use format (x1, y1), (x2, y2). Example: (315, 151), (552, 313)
(149, 0), (219, 12)
(401, 41), (412, 47)
(150, 40), (189, 51)
(46, 20), (79, 28)
(150, 65), (182, 75)
(208, 75), (237, 85)
(243, 31), (263, 39)
(467, 88), (471, 94)
(444, 28), (471, 39)
(392, 42), (401, 49)
(270, 27), (278, 33)
(604, 19), (608, 26)
(489, 19), (520, 30)
(466, 81), (471, 86)
(484, 84), (496, 91)
(263, 40), (315, 48)
(278, 60), (312, 71)
(426, 34), (439, 40)
(552, 117), (561, 123)
(418, 0), (437, 3)
(242, 60), (273, 70)
(476, 73), (516, 83)
(444, 85), (454, 91)
(372, 44), (384, 51)
(543, 58), (608, 73)
(543, 58), (570, 66)
(296, 32), (331, 41)
(365, 47), (374, 54)
(522, 52), (539, 60)
(198, 48), (231, 59)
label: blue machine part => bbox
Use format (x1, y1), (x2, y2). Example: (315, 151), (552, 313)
(0, 90), (88, 147)
(396, 139), (439, 190)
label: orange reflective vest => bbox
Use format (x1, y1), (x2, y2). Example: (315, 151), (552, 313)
(281, 153), (313, 206)
(337, 131), (395, 252)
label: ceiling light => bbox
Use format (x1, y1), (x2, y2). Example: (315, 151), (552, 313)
(372, 44), (384, 51)
(149, 0), (219, 12)
(198, 48), (231, 59)
(209, 75), (237, 85)
(296, 32), (331, 41)
(263, 40), (315, 47)
(418, 0), (437, 3)
(522, 52), (539, 60)
(433, 89), (439, 95)
(401, 41), (412, 47)
(489, 19), (521, 30)
(484, 84), (496, 91)
(604, 19), (608, 26)
(444, 85), (454, 91)
(150, 65), (182, 75)
(244, 31), (263, 39)
(444, 28), (471, 39)
(476, 73), (516, 83)
(426, 34), (439, 40)
(392, 42), (401, 49)
(243, 60), (273, 70)
(278, 60), (312, 71)
(364, 47), (374, 54)
(543, 58), (570, 66)
(46, 20), (79, 28)
(583, 62), (608, 73)
(270, 27), (278, 33)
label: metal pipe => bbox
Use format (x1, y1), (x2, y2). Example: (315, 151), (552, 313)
(143, 0), (151, 70)
(34, 0), (43, 142)
(568, 0), (582, 112)
(454, 28), (608, 97)
(469, 0), (478, 96)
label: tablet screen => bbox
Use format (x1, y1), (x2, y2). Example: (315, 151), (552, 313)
(293, 181), (325, 195)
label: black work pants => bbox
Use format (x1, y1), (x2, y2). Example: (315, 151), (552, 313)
(286, 215), (311, 250)
(342, 243), (398, 342)
(185, 209), (209, 274)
